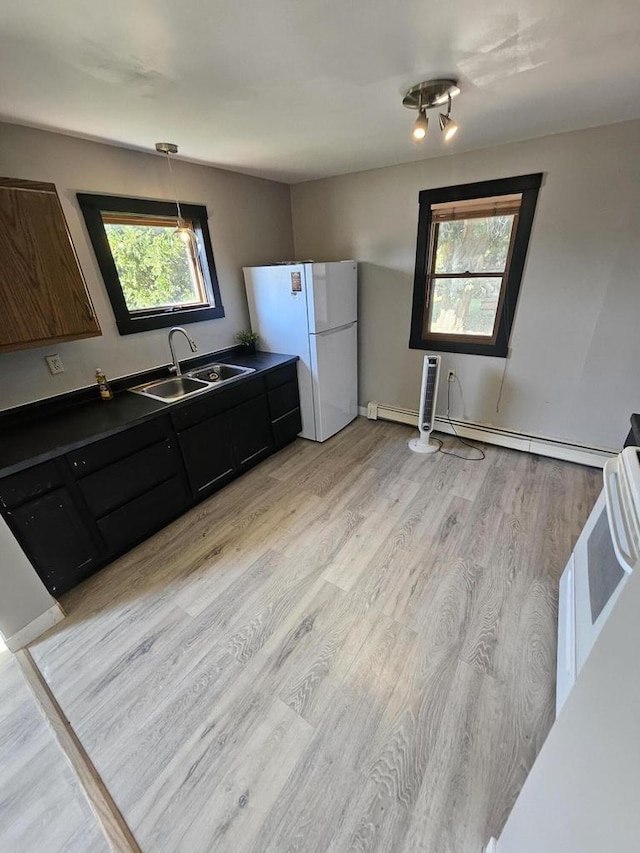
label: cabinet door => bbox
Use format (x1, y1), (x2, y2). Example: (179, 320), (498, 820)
(8, 487), (100, 596)
(0, 178), (101, 352)
(229, 395), (273, 470)
(178, 412), (237, 495)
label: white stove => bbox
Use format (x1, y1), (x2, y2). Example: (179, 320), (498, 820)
(556, 447), (640, 715)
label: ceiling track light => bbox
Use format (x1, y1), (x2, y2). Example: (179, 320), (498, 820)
(402, 79), (460, 143)
(155, 142), (200, 250)
(413, 95), (428, 141)
(439, 94), (459, 141)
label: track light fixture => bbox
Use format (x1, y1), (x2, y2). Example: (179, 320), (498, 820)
(155, 142), (200, 251)
(403, 79), (460, 143)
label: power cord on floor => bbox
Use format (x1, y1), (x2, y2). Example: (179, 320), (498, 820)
(432, 379), (486, 462)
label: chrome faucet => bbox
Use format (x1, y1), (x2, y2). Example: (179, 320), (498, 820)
(168, 327), (197, 376)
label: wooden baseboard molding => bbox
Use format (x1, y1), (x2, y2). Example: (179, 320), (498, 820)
(4, 602), (65, 652)
(360, 403), (615, 469)
(14, 648), (141, 852)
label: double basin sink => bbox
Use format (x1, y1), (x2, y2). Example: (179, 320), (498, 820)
(129, 363), (255, 404)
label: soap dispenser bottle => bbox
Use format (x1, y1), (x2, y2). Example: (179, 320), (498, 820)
(95, 368), (113, 401)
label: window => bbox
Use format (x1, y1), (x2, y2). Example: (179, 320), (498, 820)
(409, 174), (542, 357)
(78, 194), (224, 335)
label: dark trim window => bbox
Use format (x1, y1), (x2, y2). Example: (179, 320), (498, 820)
(78, 193), (225, 335)
(409, 173), (542, 357)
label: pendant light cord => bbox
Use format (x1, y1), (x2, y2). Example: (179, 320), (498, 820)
(165, 152), (185, 227)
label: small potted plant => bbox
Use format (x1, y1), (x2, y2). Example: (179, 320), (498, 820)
(236, 329), (260, 354)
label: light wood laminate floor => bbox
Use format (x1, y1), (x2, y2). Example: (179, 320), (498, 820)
(24, 418), (599, 852)
(0, 646), (107, 852)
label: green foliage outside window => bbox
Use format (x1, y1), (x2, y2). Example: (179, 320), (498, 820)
(430, 215), (514, 336)
(104, 222), (201, 312)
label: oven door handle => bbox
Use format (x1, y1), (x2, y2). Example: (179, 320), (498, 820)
(603, 457), (636, 574)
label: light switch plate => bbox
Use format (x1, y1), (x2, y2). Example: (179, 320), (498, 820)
(45, 354), (64, 375)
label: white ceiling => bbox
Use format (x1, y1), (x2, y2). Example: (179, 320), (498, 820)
(1, 0), (640, 184)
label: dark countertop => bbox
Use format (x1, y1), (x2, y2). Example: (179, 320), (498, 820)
(0, 351), (297, 478)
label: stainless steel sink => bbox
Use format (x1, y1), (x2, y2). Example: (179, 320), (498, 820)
(186, 363), (255, 383)
(129, 376), (212, 403)
(129, 363), (255, 403)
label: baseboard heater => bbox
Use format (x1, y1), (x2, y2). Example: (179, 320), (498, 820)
(363, 402), (615, 469)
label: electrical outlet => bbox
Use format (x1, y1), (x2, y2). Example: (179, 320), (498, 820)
(45, 354), (64, 375)
(447, 369), (456, 382)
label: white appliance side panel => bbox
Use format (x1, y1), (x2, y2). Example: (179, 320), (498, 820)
(244, 265), (316, 440)
(307, 261), (357, 333)
(309, 322), (358, 442)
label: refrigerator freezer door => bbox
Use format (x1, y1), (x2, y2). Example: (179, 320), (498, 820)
(309, 322), (358, 441)
(306, 262), (357, 334)
(244, 265), (317, 440)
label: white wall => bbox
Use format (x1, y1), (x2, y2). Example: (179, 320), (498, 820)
(0, 516), (56, 640)
(290, 120), (640, 451)
(0, 122), (294, 409)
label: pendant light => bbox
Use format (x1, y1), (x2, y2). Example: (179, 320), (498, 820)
(155, 142), (200, 251)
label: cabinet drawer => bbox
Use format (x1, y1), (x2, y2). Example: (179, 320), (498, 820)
(0, 460), (62, 510)
(272, 408), (302, 449)
(97, 475), (188, 555)
(171, 376), (265, 432)
(67, 417), (171, 478)
(265, 362), (297, 390)
(78, 438), (180, 518)
(268, 379), (300, 422)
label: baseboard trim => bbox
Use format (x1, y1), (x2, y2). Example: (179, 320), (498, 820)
(360, 403), (615, 469)
(484, 838), (498, 853)
(4, 603), (65, 652)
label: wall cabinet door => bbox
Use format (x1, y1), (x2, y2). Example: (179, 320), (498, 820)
(229, 395), (273, 470)
(178, 412), (237, 495)
(7, 487), (101, 596)
(0, 177), (101, 352)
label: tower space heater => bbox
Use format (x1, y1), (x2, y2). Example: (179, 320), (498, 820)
(408, 354), (441, 454)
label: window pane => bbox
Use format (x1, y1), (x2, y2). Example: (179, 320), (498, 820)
(434, 215), (515, 274)
(428, 277), (502, 337)
(104, 221), (205, 311)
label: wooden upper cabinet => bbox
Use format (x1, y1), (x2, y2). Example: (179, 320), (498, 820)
(0, 177), (101, 352)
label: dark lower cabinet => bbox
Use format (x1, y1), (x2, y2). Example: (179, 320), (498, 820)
(0, 360), (301, 597)
(8, 487), (100, 595)
(178, 412), (236, 495)
(266, 366), (302, 449)
(229, 394), (273, 470)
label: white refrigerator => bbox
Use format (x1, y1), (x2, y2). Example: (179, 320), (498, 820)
(243, 261), (358, 442)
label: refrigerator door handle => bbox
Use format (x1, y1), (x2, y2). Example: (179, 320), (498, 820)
(311, 321), (357, 336)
